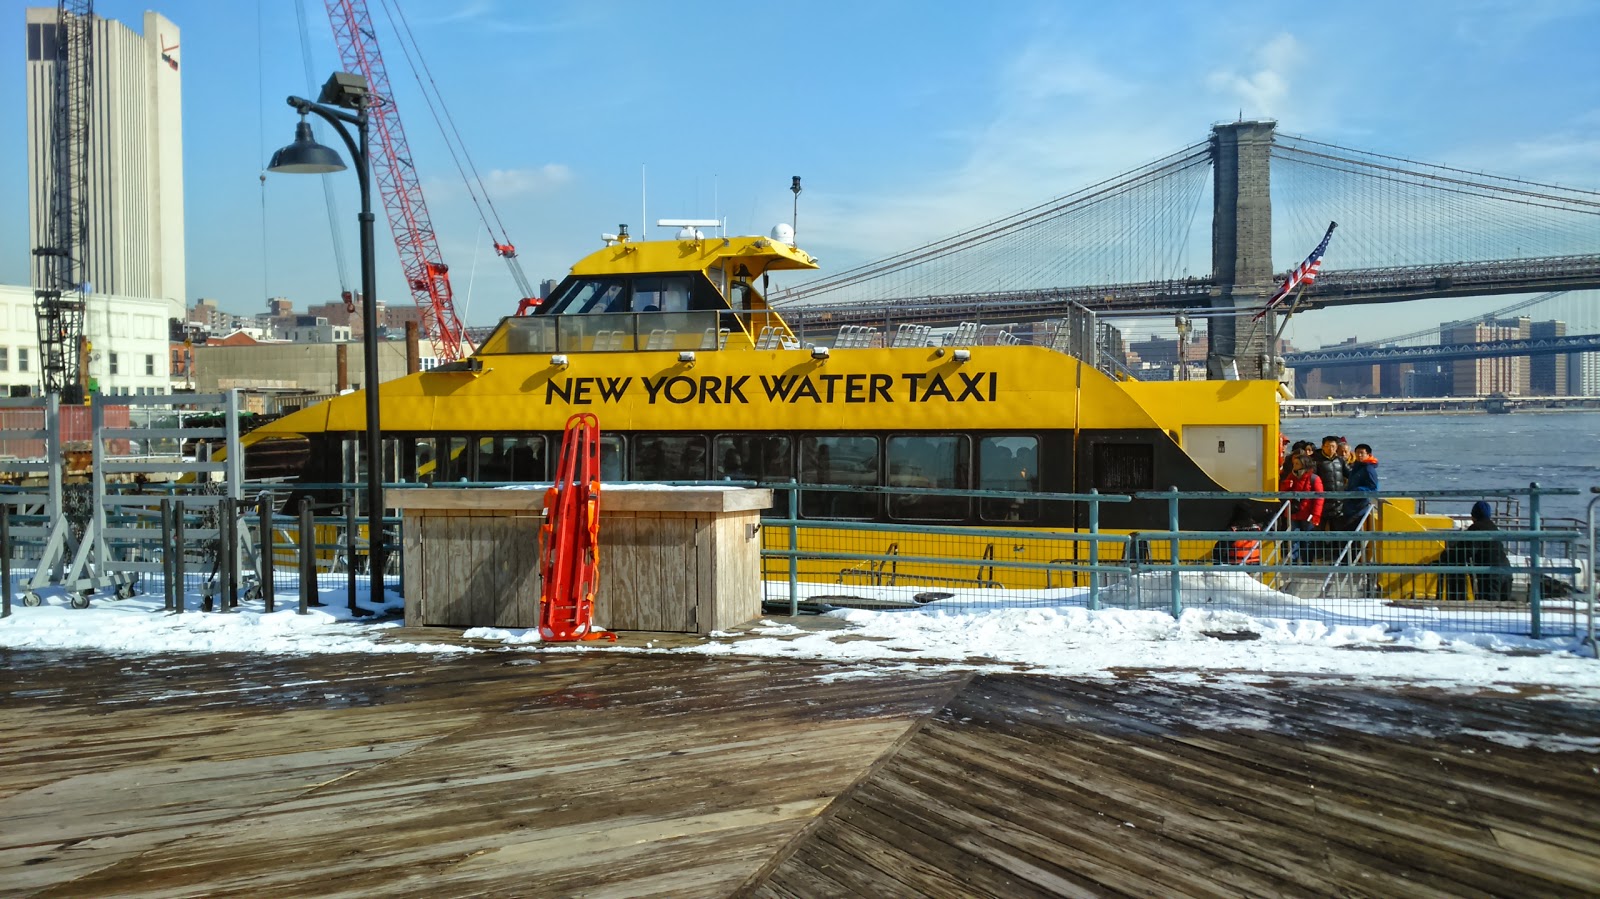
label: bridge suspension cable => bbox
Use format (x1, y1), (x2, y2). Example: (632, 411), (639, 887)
(774, 141), (1212, 307)
(768, 125), (1600, 326)
(1271, 132), (1600, 272)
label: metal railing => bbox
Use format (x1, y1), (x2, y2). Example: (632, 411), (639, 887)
(754, 483), (1585, 639)
(5, 468), (1591, 644)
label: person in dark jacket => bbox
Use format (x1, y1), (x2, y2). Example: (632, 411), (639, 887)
(1466, 501), (1512, 600)
(1343, 443), (1379, 528)
(1441, 501), (1512, 601)
(1315, 435), (1348, 534)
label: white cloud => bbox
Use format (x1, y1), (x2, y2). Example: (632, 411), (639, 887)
(790, 41), (1202, 286)
(421, 164), (572, 206)
(484, 164), (573, 196)
(1206, 32), (1302, 119)
(1004, 47), (1135, 106)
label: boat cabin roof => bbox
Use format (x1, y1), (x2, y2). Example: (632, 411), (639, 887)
(474, 233), (815, 356)
(564, 233), (818, 281)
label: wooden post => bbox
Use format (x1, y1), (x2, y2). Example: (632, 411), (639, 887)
(259, 490), (275, 613)
(217, 497), (236, 613)
(405, 320), (421, 374)
(346, 494), (359, 612)
(1, 503), (10, 619)
(160, 498), (173, 611)
(299, 498), (314, 614)
(173, 500), (186, 613)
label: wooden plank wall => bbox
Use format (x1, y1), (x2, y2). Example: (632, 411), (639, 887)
(600, 511), (698, 633)
(708, 511), (763, 632)
(405, 504), (762, 634)
(404, 510), (541, 628)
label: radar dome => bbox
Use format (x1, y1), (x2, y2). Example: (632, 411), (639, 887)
(771, 222), (795, 245)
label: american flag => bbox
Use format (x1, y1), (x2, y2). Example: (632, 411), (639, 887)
(1253, 221), (1337, 321)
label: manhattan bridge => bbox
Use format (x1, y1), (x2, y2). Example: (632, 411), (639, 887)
(767, 121), (1600, 384)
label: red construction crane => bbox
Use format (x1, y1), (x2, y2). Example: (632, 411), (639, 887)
(324, 0), (470, 361)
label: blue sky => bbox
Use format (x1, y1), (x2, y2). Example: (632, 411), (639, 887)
(3, 0), (1597, 348)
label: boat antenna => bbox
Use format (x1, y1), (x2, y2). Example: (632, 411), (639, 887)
(641, 164), (647, 241)
(790, 176), (802, 244)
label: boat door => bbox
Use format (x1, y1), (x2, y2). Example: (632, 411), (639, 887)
(1181, 425), (1263, 491)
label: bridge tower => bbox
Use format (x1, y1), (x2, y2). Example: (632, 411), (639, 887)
(1209, 120), (1276, 380)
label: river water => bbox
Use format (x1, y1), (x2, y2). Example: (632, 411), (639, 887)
(1281, 410), (1600, 525)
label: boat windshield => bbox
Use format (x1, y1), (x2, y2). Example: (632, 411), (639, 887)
(543, 275), (718, 316)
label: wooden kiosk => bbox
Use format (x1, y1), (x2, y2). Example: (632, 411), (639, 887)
(391, 485), (771, 635)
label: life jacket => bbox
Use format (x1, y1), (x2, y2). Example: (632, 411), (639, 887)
(1229, 529), (1262, 564)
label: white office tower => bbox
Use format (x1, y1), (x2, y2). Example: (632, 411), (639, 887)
(25, 8), (185, 318)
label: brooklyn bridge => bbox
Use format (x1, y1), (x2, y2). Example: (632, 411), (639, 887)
(767, 121), (1600, 387)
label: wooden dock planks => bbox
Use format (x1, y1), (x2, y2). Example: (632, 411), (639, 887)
(4, 645), (1599, 898)
(749, 673), (1600, 898)
(0, 648), (961, 898)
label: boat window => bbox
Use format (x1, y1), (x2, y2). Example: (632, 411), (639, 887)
(632, 435), (708, 481)
(1093, 443), (1154, 492)
(347, 436), (399, 488)
(508, 437), (547, 481)
(887, 435), (969, 521)
(422, 437), (467, 483)
(480, 316), (556, 354)
(799, 435), (878, 519)
(599, 434), (625, 481)
(633, 277), (694, 314)
(475, 436), (546, 482)
(977, 435), (1040, 522)
(714, 435), (791, 482)
(545, 278), (630, 315)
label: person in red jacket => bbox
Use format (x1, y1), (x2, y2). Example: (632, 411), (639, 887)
(1280, 455), (1324, 564)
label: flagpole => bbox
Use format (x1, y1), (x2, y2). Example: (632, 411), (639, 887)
(1272, 281), (1311, 344)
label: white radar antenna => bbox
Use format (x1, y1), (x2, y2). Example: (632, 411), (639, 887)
(658, 218), (722, 240)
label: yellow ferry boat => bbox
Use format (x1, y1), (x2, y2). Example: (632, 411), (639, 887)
(243, 225), (1450, 592)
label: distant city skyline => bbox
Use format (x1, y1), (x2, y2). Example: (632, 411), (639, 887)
(2, 1), (1596, 349)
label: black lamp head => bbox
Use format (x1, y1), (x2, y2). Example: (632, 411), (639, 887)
(267, 118), (346, 174)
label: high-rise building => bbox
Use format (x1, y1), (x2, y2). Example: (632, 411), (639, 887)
(1528, 320), (1568, 395)
(1574, 353), (1600, 397)
(25, 8), (185, 317)
(1444, 317), (1529, 396)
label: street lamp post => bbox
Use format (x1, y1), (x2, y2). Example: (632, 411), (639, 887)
(268, 72), (381, 613)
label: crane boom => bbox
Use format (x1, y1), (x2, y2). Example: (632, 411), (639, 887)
(493, 242), (538, 302)
(324, 0), (470, 361)
(33, 0), (95, 403)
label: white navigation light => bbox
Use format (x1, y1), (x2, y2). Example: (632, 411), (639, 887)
(771, 222), (795, 245)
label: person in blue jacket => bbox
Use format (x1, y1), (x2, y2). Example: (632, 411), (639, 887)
(1343, 443), (1379, 528)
